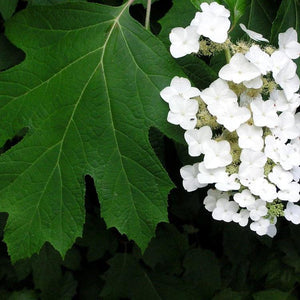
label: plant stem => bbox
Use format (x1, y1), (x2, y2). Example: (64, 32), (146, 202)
(145, 0), (151, 31)
(224, 47), (231, 63)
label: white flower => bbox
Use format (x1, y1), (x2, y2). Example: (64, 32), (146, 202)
(197, 162), (226, 184)
(291, 166), (300, 182)
(245, 45), (272, 75)
(274, 60), (300, 100)
(250, 218), (270, 236)
(278, 142), (300, 171)
(184, 126), (212, 157)
(180, 163), (207, 192)
(191, 2), (230, 43)
(240, 149), (267, 168)
(203, 140), (232, 169)
(270, 90), (300, 113)
(167, 96), (198, 129)
(200, 78), (237, 115)
(232, 209), (250, 227)
(268, 165), (293, 190)
(233, 189), (256, 208)
(271, 50), (294, 78)
(160, 76), (201, 103)
(236, 124), (264, 151)
(250, 98), (279, 128)
(203, 189), (229, 212)
(267, 224), (277, 238)
(215, 173), (240, 191)
(248, 199), (268, 221)
(278, 28), (300, 60)
(219, 53), (261, 84)
(215, 103), (251, 132)
(243, 76), (263, 89)
(169, 26), (200, 58)
(238, 164), (264, 187)
(284, 202), (300, 224)
(271, 111), (298, 142)
(239, 23), (269, 42)
(249, 178), (277, 202)
(212, 198), (239, 222)
(277, 182), (300, 202)
(264, 135), (284, 163)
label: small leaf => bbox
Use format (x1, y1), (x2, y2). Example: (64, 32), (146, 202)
(0, 0), (18, 20)
(223, 0), (248, 28)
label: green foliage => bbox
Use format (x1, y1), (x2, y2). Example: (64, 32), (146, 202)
(0, 0), (18, 20)
(0, 0), (299, 298)
(270, 0), (300, 45)
(0, 1), (185, 262)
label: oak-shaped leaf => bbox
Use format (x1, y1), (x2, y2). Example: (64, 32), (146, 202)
(0, 1), (184, 262)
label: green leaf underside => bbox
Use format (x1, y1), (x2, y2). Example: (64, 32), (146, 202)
(0, 2), (183, 261)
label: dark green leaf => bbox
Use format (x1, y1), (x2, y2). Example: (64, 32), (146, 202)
(0, 1), (184, 261)
(212, 288), (245, 300)
(143, 223), (189, 275)
(270, 0), (300, 45)
(101, 253), (162, 299)
(253, 289), (290, 300)
(31, 243), (63, 300)
(8, 289), (38, 300)
(0, 0), (18, 20)
(223, 0), (248, 28)
(183, 248), (221, 299)
(159, 0), (196, 46)
(0, 34), (25, 71)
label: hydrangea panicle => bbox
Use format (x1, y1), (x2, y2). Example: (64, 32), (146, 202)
(160, 1), (300, 238)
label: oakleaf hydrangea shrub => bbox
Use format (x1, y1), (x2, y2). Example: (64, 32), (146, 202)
(160, 2), (300, 237)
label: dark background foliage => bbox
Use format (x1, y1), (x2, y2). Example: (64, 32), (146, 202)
(0, 0), (300, 299)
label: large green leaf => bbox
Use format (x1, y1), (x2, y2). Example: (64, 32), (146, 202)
(0, 1), (184, 262)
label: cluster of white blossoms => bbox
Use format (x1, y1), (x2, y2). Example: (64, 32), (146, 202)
(160, 2), (300, 237)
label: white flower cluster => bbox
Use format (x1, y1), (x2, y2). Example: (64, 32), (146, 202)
(161, 2), (300, 237)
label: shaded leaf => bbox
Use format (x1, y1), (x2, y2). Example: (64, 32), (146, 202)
(212, 288), (245, 300)
(8, 289), (38, 300)
(253, 289), (291, 300)
(230, 0), (279, 41)
(143, 223), (189, 275)
(101, 253), (162, 299)
(270, 0), (300, 45)
(0, 0), (18, 20)
(0, 34), (25, 71)
(183, 248), (221, 299)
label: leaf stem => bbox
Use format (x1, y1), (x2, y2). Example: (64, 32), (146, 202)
(145, 0), (151, 31)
